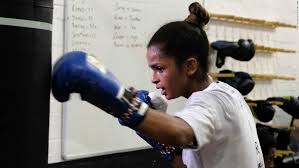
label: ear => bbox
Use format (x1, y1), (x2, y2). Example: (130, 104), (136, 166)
(185, 57), (198, 77)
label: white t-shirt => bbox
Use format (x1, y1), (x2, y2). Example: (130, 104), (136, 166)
(174, 81), (265, 168)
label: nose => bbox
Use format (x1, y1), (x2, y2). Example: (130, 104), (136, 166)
(151, 72), (159, 85)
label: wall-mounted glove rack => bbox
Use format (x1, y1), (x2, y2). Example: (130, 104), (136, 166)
(209, 73), (296, 80)
(275, 150), (295, 158)
(255, 44), (296, 54)
(210, 13), (297, 29)
(246, 101), (284, 107)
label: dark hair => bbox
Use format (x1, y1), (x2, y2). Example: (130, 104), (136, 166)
(147, 2), (210, 80)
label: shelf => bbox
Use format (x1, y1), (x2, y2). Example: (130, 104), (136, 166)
(210, 13), (297, 29)
(246, 101), (283, 107)
(209, 73), (296, 80)
(255, 44), (296, 54)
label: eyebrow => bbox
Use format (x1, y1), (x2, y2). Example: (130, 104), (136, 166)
(149, 63), (161, 68)
(149, 64), (156, 69)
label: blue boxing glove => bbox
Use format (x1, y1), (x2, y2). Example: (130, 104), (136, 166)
(121, 91), (182, 161)
(52, 51), (148, 128)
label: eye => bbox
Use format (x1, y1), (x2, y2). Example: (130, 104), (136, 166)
(155, 66), (164, 72)
(150, 64), (165, 73)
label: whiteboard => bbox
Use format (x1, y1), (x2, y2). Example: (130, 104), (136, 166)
(62, 0), (201, 160)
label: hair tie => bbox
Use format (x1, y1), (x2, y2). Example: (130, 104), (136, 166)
(184, 14), (202, 27)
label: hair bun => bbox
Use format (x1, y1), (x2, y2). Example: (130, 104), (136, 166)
(187, 2), (210, 27)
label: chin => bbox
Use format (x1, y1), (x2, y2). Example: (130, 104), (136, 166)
(165, 94), (176, 100)
(163, 94), (170, 100)
(165, 95), (171, 100)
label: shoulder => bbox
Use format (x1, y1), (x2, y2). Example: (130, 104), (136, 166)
(187, 81), (246, 116)
(188, 81), (238, 105)
(203, 81), (243, 104)
(187, 90), (218, 110)
(206, 81), (240, 95)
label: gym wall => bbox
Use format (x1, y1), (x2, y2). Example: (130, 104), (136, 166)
(48, 0), (299, 167)
(1, 0), (53, 168)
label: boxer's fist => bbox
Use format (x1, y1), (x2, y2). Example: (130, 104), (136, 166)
(148, 92), (168, 112)
(118, 90), (167, 125)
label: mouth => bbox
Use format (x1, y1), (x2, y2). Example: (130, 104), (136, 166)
(161, 88), (166, 96)
(156, 86), (166, 96)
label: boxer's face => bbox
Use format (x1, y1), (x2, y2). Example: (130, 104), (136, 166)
(147, 45), (188, 100)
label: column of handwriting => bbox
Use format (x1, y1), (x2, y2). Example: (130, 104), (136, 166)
(113, 2), (143, 48)
(70, 1), (97, 52)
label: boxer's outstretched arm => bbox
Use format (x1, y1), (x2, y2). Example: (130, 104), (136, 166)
(52, 51), (195, 148)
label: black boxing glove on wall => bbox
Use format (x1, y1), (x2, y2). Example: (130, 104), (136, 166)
(211, 39), (256, 68)
(252, 100), (276, 122)
(267, 96), (299, 118)
(245, 98), (275, 122)
(218, 70), (255, 95)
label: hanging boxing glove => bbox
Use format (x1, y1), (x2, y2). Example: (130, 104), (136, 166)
(246, 98), (275, 122)
(267, 96), (299, 118)
(218, 70), (255, 95)
(211, 39), (255, 68)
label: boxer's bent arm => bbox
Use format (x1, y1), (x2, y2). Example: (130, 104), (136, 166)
(136, 108), (195, 147)
(172, 155), (187, 168)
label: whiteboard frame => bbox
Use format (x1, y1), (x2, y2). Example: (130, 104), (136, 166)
(60, 0), (198, 160)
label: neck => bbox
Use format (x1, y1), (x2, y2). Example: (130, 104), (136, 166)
(184, 75), (213, 98)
